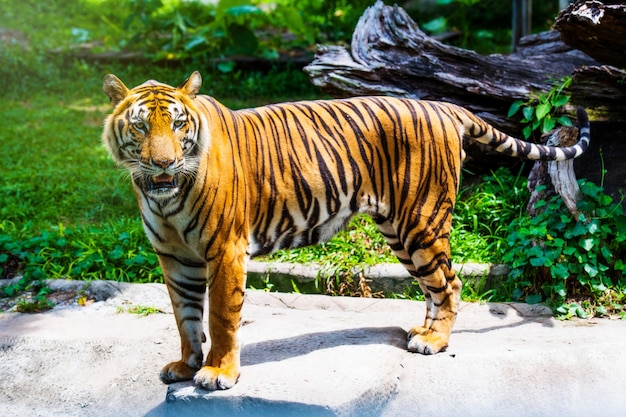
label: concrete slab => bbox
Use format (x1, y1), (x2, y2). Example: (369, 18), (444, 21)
(0, 281), (625, 417)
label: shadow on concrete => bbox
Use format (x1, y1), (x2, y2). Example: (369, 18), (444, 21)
(241, 326), (407, 366)
(454, 303), (555, 335)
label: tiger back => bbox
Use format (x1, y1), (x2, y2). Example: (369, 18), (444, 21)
(102, 70), (590, 391)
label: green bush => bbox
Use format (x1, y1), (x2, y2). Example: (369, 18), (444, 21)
(0, 219), (161, 288)
(503, 180), (626, 317)
(112, 0), (370, 64)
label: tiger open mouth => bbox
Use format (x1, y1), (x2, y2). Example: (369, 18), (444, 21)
(148, 173), (179, 192)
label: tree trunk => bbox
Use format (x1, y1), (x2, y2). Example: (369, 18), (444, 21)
(527, 126), (583, 217)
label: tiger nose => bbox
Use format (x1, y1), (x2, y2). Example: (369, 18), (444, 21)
(153, 158), (175, 169)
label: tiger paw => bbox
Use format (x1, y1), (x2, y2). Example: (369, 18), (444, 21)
(194, 365), (240, 391)
(407, 326), (449, 355)
(160, 360), (199, 384)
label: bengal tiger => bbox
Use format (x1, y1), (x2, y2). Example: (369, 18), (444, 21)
(102, 70), (590, 390)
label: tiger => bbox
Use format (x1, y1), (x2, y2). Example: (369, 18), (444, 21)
(102, 70), (590, 391)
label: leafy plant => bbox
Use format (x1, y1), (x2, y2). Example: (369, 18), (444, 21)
(116, 0), (316, 65)
(0, 220), (161, 286)
(117, 304), (165, 315)
(451, 167), (528, 262)
(14, 294), (55, 313)
(508, 76), (574, 139)
(503, 179), (626, 316)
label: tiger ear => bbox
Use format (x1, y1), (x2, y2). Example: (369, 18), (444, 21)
(103, 74), (129, 107)
(178, 71), (202, 98)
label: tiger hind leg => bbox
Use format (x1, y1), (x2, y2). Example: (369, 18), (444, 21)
(377, 219), (462, 354)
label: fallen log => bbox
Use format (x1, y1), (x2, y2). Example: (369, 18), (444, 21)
(304, 0), (626, 137)
(554, 1), (626, 69)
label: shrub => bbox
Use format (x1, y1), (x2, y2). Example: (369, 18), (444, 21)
(1, 219), (161, 290)
(503, 180), (626, 317)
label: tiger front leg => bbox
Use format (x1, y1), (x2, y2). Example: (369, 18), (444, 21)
(408, 265), (462, 355)
(193, 252), (246, 391)
(159, 255), (207, 383)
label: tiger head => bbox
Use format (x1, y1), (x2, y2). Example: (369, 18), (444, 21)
(102, 71), (207, 201)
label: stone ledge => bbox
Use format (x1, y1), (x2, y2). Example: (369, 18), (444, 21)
(247, 260), (508, 294)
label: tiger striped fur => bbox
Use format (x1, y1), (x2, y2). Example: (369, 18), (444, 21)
(102, 71), (590, 390)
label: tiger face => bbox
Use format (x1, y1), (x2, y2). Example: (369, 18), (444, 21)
(102, 73), (206, 201)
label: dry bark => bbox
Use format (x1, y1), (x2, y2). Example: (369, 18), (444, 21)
(554, 1), (626, 69)
(527, 126), (583, 217)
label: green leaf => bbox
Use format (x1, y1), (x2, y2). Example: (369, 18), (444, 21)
(600, 246), (613, 261)
(595, 305), (608, 316)
(535, 102), (551, 120)
(556, 115), (573, 127)
(530, 256), (552, 267)
(551, 263), (570, 279)
(185, 35), (207, 51)
(584, 263), (599, 277)
(422, 16), (447, 33)
(522, 125), (533, 139)
(276, 5), (306, 36)
(587, 220), (600, 234)
(580, 238), (595, 251)
(108, 247), (124, 260)
(541, 116), (556, 133)
(553, 281), (567, 298)
(562, 246), (577, 256)
(508, 100), (524, 118)
(522, 106), (534, 121)
(591, 280), (607, 292)
(574, 304), (588, 318)
(226, 5), (262, 17)
(551, 94), (570, 107)
(567, 222), (588, 238)
(525, 294), (542, 304)
(532, 118), (541, 130)
(217, 60), (236, 73)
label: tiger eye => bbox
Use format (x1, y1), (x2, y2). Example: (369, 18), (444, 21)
(133, 121), (146, 131)
(173, 120), (185, 129)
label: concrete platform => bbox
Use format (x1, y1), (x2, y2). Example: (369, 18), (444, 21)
(1, 280), (625, 416)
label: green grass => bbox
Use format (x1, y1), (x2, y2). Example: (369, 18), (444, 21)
(1, 94), (135, 231)
(451, 167), (528, 263)
(264, 167), (529, 267)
